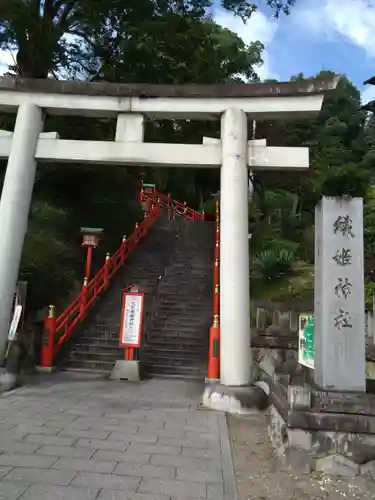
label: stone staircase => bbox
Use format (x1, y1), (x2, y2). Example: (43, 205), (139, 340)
(60, 214), (179, 372)
(141, 218), (214, 379)
(60, 214), (214, 379)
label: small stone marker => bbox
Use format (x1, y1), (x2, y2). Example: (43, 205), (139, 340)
(314, 196), (366, 392)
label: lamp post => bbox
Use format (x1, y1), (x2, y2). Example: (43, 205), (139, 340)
(80, 227), (103, 280)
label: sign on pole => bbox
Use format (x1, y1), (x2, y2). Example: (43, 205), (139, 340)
(8, 305), (22, 341)
(298, 313), (315, 369)
(119, 290), (144, 348)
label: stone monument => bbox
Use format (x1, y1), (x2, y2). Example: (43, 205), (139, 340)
(266, 196), (375, 479)
(314, 196), (366, 392)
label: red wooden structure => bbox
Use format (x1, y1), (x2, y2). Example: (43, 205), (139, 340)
(40, 185), (207, 369)
(207, 200), (220, 381)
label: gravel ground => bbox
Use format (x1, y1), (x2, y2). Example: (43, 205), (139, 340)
(227, 412), (375, 500)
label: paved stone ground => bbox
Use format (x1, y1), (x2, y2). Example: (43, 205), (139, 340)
(228, 412), (375, 500)
(0, 372), (235, 500)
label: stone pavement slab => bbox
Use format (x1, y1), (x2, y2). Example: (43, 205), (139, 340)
(0, 372), (235, 499)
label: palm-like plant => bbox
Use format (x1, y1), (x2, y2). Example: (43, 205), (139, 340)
(253, 247), (295, 281)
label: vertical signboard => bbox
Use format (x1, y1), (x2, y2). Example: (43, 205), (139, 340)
(119, 290), (144, 348)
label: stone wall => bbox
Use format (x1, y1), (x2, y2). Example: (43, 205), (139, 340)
(267, 378), (375, 478)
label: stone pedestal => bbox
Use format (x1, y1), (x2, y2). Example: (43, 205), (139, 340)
(268, 376), (375, 478)
(314, 196), (366, 392)
(110, 360), (140, 381)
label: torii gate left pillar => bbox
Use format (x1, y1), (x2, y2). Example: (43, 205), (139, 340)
(0, 103), (43, 362)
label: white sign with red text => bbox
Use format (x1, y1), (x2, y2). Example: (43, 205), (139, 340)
(119, 292), (144, 348)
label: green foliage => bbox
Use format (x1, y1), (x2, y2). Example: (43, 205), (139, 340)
(364, 187), (375, 259)
(19, 202), (77, 312)
(0, 0), (294, 79)
(248, 71), (375, 302)
(253, 246), (295, 281)
(365, 279), (375, 309)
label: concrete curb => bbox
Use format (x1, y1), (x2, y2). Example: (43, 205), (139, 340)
(219, 413), (239, 500)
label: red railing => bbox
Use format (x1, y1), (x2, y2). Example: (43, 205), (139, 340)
(140, 184), (205, 221)
(40, 184), (206, 370)
(207, 200), (220, 381)
(40, 203), (162, 369)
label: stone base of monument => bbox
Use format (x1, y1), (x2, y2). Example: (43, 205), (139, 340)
(268, 374), (375, 479)
(110, 360), (140, 381)
(200, 383), (269, 414)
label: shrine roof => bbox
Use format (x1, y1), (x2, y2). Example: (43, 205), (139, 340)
(364, 76), (375, 86)
(0, 76), (340, 99)
(362, 100), (375, 112)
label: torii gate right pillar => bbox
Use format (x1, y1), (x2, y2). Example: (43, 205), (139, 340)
(220, 108), (251, 386)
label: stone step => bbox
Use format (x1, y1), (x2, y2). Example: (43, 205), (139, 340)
(63, 359), (115, 372)
(74, 336), (120, 346)
(144, 363), (205, 378)
(158, 297), (210, 311)
(165, 269), (211, 276)
(142, 353), (204, 367)
(67, 350), (122, 362)
(157, 298), (212, 306)
(146, 333), (208, 344)
(157, 287), (211, 295)
(147, 324), (208, 334)
(70, 343), (123, 354)
(145, 338), (207, 348)
(143, 348), (204, 359)
(150, 318), (210, 331)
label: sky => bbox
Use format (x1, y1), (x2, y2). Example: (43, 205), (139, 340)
(0, 0), (374, 103)
(215, 0), (375, 102)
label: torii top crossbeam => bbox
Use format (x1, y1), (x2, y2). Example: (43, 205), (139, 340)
(0, 76), (339, 119)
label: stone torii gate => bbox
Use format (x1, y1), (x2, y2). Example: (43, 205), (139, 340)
(0, 77), (337, 389)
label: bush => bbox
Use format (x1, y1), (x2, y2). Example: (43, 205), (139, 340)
(253, 247), (295, 281)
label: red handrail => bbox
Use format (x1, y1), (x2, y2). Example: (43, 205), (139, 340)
(140, 184), (205, 221)
(40, 185), (205, 369)
(40, 203), (161, 368)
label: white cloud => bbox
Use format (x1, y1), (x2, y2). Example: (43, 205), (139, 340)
(362, 84), (375, 105)
(296, 0), (375, 59)
(214, 9), (279, 80)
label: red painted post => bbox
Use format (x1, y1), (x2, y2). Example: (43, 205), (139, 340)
(213, 257), (219, 302)
(207, 313), (220, 380)
(207, 199), (220, 381)
(40, 305), (56, 369)
(80, 278), (88, 317)
(104, 253), (111, 289)
(120, 236), (127, 265)
(140, 180), (144, 203)
(85, 246), (93, 280)
(213, 284), (219, 315)
(166, 193), (171, 220)
(146, 197), (152, 214)
(135, 223), (139, 242)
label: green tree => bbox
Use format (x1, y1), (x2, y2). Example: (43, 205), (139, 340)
(0, 0), (295, 79)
